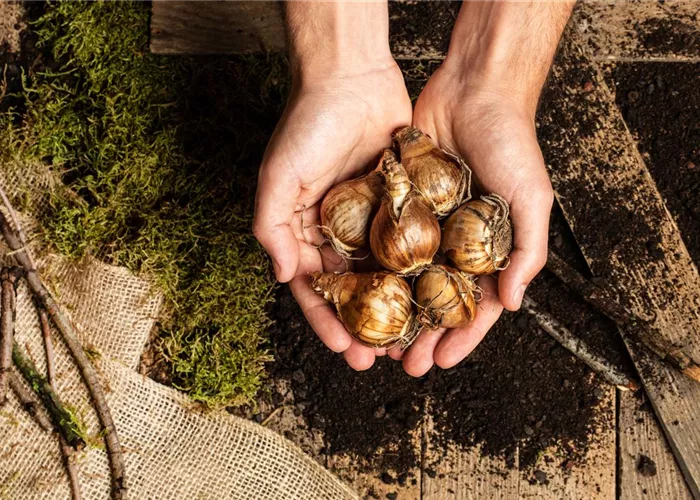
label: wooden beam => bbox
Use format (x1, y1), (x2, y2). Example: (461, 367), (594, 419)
(540, 31), (700, 498)
(618, 390), (693, 500)
(150, 1), (286, 55)
(518, 387), (616, 499)
(421, 403), (520, 499)
(575, 1), (700, 63)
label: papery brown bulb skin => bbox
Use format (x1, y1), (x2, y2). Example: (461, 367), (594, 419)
(319, 168), (385, 257)
(369, 156), (441, 275)
(441, 194), (513, 275)
(415, 265), (477, 329)
(393, 126), (470, 217)
(310, 271), (417, 348)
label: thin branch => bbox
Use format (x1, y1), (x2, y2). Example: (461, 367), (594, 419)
(8, 372), (53, 431)
(546, 249), (700, 382)
(522, 294), (640, 391)
(0, 210), (127, 499)
(0, 186), (37, 272)
(0, 268), (18, 404)
(40, 306), (82, 500)
(12, 341), (86, 449)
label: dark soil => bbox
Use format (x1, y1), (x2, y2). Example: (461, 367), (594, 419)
(267, 206), (628, 480)
(637, 454), (658, 477)
(637, 18), (700, 58)
(606, 63), (700, 268)
(389, 1), (459, 58)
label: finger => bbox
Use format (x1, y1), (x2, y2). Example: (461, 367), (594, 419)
(253, 156), (302, 283)
(289, 274), (352, 353)
(387, 345), (405, 361)
(434, 276), (503, 369)
(402, 328), (445, 378)
(343, 339), (376, 371)
(498, 175), (553, 311)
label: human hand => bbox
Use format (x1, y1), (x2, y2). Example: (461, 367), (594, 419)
(392, 1), (574, 376)
(253, 2), (412, 370)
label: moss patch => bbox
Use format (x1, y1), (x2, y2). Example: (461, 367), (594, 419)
(1, 2), (288, 407)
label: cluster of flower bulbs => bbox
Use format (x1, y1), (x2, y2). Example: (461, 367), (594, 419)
(310, 127), (513, 349)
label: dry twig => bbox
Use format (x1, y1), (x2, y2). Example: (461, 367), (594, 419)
(40, 307), (83, 500)
(522, 294), (639, 390)
(0, 187), (37, 271)
(12, 340), (86, 449)
(546, 249), (700, 382)
(8, 372), (53, 431)
(0, 209), (127, 498)
(0, 268), (18, 403)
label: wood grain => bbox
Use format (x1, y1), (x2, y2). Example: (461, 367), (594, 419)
(421, 404), (519, 500)
(150, 1), (286, 55)
(540, 32), (700, 498)
(619, 390), (693, 500)
(518, 386), (616, 500)
(326, 428), (422, 500)
(575, 1), (700, 62)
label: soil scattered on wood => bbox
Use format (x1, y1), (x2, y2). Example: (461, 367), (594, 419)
(267, 206), (627, 480)
(637, 454), (658, 477)
(607, 63), (700, 268)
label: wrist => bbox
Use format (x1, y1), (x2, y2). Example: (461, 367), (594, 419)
(286, 2), (394, 84)
(441, 1), (575, 114)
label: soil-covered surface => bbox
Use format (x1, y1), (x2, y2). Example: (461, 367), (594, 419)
(265, 204), (630, 482)
(606, 63), (700, 268)
(389, 1), (459, 59)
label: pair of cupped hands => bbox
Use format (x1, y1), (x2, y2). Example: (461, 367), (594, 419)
(253, 58), (554, 376)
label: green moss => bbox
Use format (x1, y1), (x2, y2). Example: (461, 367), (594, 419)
(1, 2), (288, 407)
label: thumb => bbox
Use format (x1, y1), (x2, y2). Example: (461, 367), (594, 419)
(498, 175), (553, 310)
(253, 154), (301, 283)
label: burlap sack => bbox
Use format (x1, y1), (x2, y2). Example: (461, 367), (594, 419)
(0, 170), (357, 498)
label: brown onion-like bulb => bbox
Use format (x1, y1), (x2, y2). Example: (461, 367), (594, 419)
(415, 265), (478, 329)
(441, 194), (513, 275)
(310, 271), (419, 348)
(319, 151), (391, 256)
(393, 126), (471, 217)
(369, 153), (441, 275)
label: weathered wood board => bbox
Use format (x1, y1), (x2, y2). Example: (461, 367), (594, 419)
(575, 0), (700, 62)
(619, 390), (693, 500)
(517, 387), (616, 500)
(150, 1), (700, 63)
(150, 1), (286, 55)
(422, 387), (615, 500)
(421, 404), (520, 500)
(539, 32), (700, 498)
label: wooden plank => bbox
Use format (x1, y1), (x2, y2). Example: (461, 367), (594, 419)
(539, 31), (700, 498)
(575, 0), (700, 62)
(518, 387), (616, 500)
(421, 404), (520, 500)
(326, 429), (422, 500)
(150, 1), (286, 55)
(619, 389), (693, 500)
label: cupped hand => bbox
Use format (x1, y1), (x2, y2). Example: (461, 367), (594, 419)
(393, 65), (554, 376)
(253, 62), (413, 371)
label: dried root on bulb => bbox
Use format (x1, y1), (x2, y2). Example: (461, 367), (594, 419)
(369, 153), (440, 275)
(441, 194), (513, 275)
(310, 271), (420, 349)
(415, 265), (479, 329)
(393, 126), (471, 217)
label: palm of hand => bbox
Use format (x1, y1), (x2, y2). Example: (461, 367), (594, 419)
(254, 64), (413, 368)
(393, 68), (553, 375)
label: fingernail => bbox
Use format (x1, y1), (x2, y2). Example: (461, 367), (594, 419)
(513, 284), (527, 309)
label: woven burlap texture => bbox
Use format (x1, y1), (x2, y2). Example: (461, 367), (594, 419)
(0, 170), (357, 499)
